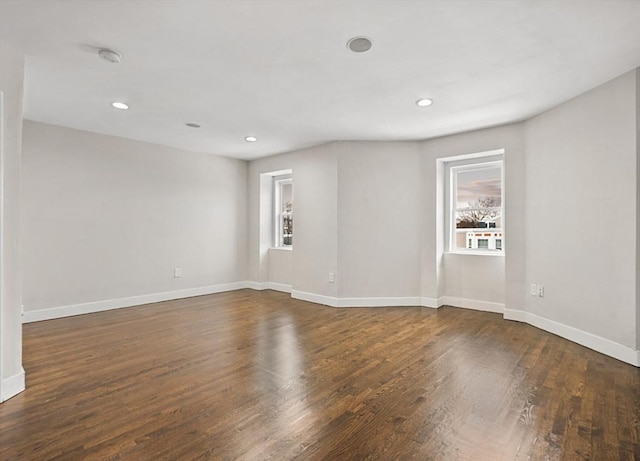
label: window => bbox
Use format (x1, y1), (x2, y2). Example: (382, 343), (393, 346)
(449, 159), (503, 253)
(274, 175), (293, 247)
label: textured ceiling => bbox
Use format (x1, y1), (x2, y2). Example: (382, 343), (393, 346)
(1, 0), (639, 159)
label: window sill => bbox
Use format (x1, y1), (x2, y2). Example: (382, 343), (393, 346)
(270, 246), (293, 251)
(445, 250), (504, 257)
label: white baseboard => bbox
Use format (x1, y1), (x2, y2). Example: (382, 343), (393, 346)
(245, 281), (268, 291)
(503, 308), (527, 322)
(420, 297), (442, 309)
(291, 290), (339, 307)
(1, 367), (25, 402)
(22, 282), (247, 323)
(336, 296), (422, 308)
(291, 291), (427, 308)
(504, 309), (639, 367)
(440, 296), (504, 314)
(245, 281), (291, 293)
(267, 282), (292, 293)
(289, 290), (501, 311)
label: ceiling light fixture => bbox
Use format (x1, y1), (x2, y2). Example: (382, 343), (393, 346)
(111, 102), (129, 110)
(185, 123), (201, 128)
(416, 98), (433, 107)
(347, 36), (372, 53)
(98, 48), (122, 64)
(245, 136), (257, 142)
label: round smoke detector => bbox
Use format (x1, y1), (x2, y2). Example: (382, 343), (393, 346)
(98, 48), (122, 64)
(347, 36), (372, 53)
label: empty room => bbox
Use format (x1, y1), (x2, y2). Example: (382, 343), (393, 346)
(1, 1), (639, 460)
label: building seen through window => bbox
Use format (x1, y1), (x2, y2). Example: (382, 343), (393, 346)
(274, 176), (293, 247)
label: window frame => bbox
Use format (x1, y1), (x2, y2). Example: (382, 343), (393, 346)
(446, 155), (505, 255)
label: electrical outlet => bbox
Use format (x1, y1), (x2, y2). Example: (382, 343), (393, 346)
(328, 272), (335, 283)
(537, 285), (544, 298)
(530, 283), (537, 296)
(174, 268), (182, 278)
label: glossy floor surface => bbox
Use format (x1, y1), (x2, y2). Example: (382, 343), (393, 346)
(1, 290), (639, 460)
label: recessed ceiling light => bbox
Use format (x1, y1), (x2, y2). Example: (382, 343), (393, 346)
(347, 36), (372, 53)
(245, 136), (257, 142)
(111, 102), (129, 110)
(185, 123), (200, 128)
(98, 48), (121, 64)
(416, 98), (433, 107)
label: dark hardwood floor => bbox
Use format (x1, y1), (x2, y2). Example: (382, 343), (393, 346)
(1, 289), (638, 460)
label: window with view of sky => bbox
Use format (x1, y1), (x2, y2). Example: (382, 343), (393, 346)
(452, 162), (503, 251)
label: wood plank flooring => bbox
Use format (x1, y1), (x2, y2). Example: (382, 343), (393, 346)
(1, 289), (638, 460)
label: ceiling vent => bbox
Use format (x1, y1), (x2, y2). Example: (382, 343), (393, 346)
(347, 36), (372, 53)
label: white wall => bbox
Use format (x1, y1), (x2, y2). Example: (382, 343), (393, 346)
(420, 123), (526, 311)
(637, 69), (640, 351)
(524, 69), (638, 349)
(0, 43), (25, 401)
(268, 248), (292, 287)
(337, 142), (422, 299)
(21, 121), (247, 318)
(247, 138), (509, 308)
(441, 253), (505, 307)
(248, 143), (338, 300)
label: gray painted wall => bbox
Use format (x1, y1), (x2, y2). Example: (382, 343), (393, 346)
(337, 142), (422, 298)
(21, 121), (248, 312)
(524, 69), (638, 348)
(0, 43), (25, 401)
(248, 144), (339, 298)
(420, 123), (525, 309)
